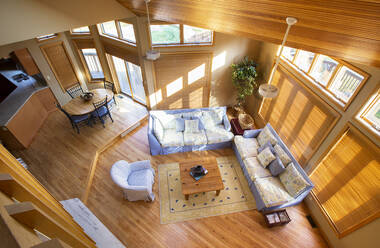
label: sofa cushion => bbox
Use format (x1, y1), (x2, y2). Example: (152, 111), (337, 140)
(151, 112), (182, 129)
(257, 141), (275, 154)
(182, 111), (202, 119)
(257, 147), (276, 168)
(234, 135), (259, 160)
(184, 130), (208, 146)
(254, 177), (293, 208)
(184, 119), (200, 133)
(160, 129), (184, 147)
(205, 125), (234, 144)
(244, 157), (272, 181)
(273, 144), (292, 166)
(268, 157), (286, 176)
(279, 162), (311, 197)
(128, 169), (153, 187)
(257, 125), (278, 146)
(153, 116), (164, 141)
(175, 118), (185, 132)
(202, 109), (224, 126)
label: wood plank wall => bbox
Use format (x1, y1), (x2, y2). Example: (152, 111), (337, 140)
(259, 64), (340, 167)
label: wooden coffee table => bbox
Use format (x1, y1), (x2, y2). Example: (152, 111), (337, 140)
(179, 157), (224, 200)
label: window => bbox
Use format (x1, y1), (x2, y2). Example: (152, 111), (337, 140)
(280, 46), (369, 109)
(357, 90), (380, 134)
(36, 33), (58, 42)
(81, 49), (104, 80)
(150, 23), (213, 46)
(99, 20), (136, 45)
(71, 26), (90, 34)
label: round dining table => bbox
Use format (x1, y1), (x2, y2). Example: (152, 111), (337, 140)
(63, 88), (114, 116)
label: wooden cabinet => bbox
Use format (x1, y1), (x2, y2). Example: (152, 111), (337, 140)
(0, 88), (56, 150)
(11, 48), (40, 75)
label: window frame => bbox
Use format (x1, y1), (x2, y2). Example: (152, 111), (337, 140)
(280, 47), (369, 111)
(79, 48), (105, 82)
(36, 33), (59, 42)
(98, 20), (137, 47)
(356, 89), (380, 137)
(148, 22), (214, 48)
(70, 26), (91, 36)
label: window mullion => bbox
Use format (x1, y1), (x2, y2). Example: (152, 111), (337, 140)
(325, 64), (342, 90)
(115, 20), (122, 39)
(124, 60), (134, 99)
(180, 24), (184, 44)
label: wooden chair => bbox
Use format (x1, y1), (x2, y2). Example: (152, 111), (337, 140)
(103, 80), (117, 105)
(56, 103), (92, 134)
(92, 96), (114, 127)
(66, 83), (84, 99)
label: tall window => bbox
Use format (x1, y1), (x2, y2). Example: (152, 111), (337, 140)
(71, 26), (90, 34)
(110, 56), (146, 105)
(150, 23), (213, 46)
(99, 20), (136, 45)
(81, 49), (104, 80)
(357, 90), (380, 134)
(280, 46), (369, 110)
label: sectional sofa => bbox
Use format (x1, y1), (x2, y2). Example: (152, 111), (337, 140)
(233, 123), (314, 212)
(148, 107), (234, 155)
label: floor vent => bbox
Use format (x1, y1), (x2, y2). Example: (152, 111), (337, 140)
(306, 215), (317, 228)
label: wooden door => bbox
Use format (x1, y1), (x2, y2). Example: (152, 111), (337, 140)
(40, 41), (79, 91)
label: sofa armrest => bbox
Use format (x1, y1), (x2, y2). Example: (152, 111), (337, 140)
(243, 129), (262, 138)
(223, 115), (231, 131)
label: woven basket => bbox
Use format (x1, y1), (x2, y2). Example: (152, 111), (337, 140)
(238, 113), (255, 130)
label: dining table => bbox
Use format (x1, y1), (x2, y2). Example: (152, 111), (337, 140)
(63, 88), (114, 116)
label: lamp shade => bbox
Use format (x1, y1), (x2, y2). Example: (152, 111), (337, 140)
(259, 84), (279, 98)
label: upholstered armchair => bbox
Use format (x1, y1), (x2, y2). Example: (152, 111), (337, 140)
(110, 160), (155, 202)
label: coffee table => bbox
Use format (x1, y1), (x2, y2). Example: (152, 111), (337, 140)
(179, 157), (224, 200)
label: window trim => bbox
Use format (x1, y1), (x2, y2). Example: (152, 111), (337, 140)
(148, 22), (214, 48)
(98, 20), (137, 47)
(70, 26), (91, 36)
(356, 88), (380, 137)
(79, 48), (105, 82)
(36, 33), (59, 43)
(280, 48), (370, 111)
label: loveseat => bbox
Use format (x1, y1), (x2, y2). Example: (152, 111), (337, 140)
(233, 123), (314, 212)
(148, 107), (234, 155)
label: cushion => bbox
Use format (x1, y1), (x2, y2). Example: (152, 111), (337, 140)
(160, 129), (184, 147)
(175, 118), (185, 132)
(257, 147), (276, 168)
(205, 125), (234, 144)
(184, 119), (200, 133)
(254, 177), (293, 208)
(184, 130), (208, 146)
(153, 116), (164, 141)
(257, 125), (278, 146)
(200, 114), (215, 129)
(273, 144), (292, 166)
(257, 141), (274, 154)
(268, 157), (286, 176)
(151, 112), (182, 129)
(202, 109), (225, 126)
(128, 169), (153, 187)
(244, 157), (271, 181)
(279, 163), (311, 197)
(192, 117), (205, 130)
(182, 111), (202, 119)
(234, 136), (259, 160)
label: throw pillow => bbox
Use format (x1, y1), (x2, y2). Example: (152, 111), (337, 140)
(184, 119), (200, 133)
(257, 146), (276, 168)
(175, 118), (185, 132)
(192, 117), (205, 130)
(200, 114), (215, 129)
(257, 125), (278, 146)
(182, 111), (202, 119)
(279, 163), (311, 197)
(268, 157), (286, 176)
(152, 116), (164, 141)
(202, 109), (224, 125)
(273, 144), (292, 166)
(257, 141), (274, 154)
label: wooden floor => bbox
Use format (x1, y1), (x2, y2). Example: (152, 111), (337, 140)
(10, 98), (329, 248)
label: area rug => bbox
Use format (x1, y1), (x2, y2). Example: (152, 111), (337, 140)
(158, 156), (256, 224)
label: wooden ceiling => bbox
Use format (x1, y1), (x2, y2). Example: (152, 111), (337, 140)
(117, 0), (380, 67)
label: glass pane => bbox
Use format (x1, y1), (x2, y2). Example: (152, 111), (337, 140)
(72, 26), (90, 33)
(36, 33), (57, 41)
(363, 96), (380, 129)
(82, 49), (104, 79)
(281, 47), (297, 61)
(183, 25), (212, 43)
(150, 24), (180, 44)
(101, 21), (118, 37)
(119, 22), (136, 43)
(328, 66), (364, 103)
(310, 55), (338, 86)
(294, 50), (315, 72)
(111, 56), (131, 96)
(126, 62), (146, 104)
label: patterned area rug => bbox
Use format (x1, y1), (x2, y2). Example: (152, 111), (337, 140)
(158, 156), (256, 224)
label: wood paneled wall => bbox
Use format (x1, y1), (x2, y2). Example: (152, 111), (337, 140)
(118, 0), (380, 67)
(259, 64), (340, 167)
(153, 52), (212, 109)
(310, 124), (380, 237)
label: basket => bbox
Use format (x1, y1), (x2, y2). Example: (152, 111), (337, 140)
(238, 113), (254, 130)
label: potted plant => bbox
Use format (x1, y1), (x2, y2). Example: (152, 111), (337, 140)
(231, 56), (259, 110)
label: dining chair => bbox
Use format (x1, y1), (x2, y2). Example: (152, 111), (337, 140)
(103, 80), (117, 106)
(92, 96), (114, 127)
(56, 103), (92, 134)
(66, 82), (84, 99)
